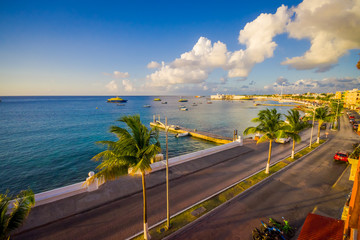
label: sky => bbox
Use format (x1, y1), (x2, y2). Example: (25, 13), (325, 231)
(0, 0), (359, 96)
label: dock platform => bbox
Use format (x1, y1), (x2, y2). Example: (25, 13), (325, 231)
(150, 121), (233, 144)
(255, 103), (301, 107)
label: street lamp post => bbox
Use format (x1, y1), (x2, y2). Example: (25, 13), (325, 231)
(335, 99), (340, 129)
(309, 106), (317, 149)
(165, 117), (170, 229)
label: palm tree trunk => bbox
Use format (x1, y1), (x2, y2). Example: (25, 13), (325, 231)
(317, 122), (321, 143)
(291, 140), (295, 159)
(142, 171), (151, 240)
(266, 140), (272, 174)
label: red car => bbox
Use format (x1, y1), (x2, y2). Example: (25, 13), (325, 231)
(334, 152), (348, 162)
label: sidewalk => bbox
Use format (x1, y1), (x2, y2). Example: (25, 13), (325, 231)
(293, 165), (352, 239)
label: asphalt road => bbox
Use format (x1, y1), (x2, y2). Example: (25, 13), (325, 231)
(168, 114), (359, 240)
(15, 121), (325, 240)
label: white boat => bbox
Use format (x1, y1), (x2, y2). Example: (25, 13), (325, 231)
(143, 105), (151, 108)
(175, 132), (189, 137)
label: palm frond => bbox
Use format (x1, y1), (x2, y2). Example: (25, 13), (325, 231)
(7, 190), (34, 233)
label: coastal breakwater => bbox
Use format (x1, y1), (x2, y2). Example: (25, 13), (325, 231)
(150, 120), (233, 144)
(14, 141), (245, 233)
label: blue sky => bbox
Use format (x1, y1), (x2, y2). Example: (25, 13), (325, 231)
(0, 0), (359, 96)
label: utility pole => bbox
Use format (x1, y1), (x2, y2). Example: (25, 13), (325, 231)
(165, 117), (170, 229)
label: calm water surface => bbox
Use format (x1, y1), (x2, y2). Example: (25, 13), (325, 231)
(0, 96), (295, 194)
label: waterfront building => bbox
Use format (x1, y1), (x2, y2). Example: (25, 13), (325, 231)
(210, 94), (253, 100)
(344, 89), (360, 109)
(210, 94), (225, 100)
(335, 91), (343, 100)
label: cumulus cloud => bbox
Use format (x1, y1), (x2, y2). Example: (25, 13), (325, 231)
(103, 71), (130, 78)
(147, 61), (161, 69)
(227, 5), (290, 77)
(122, 79), (134, 92)
(220, 76), (228, 85)
(105, 80), (118, 92)
(147, 37), (228, 86)
(282, 0), (360, 71)
(143, 0), (360, 92)
(265, 76), (360, 92)
(147, 5), (290, 87)
(275, 76), (291, 86)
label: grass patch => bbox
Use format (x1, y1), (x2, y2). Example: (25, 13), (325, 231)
(132, 139), (326, 240)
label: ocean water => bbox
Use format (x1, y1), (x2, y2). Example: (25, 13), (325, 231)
(0, 96), (295, 194)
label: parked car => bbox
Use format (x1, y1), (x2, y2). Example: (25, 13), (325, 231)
(334, 152), (348, 162)
(275, 137), (291, 144)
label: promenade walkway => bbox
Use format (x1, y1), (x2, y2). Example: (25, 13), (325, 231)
(15, 124), (320, 240)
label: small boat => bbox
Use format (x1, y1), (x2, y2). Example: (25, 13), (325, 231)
(161, 102), (168, 104)
(107, 97), (128, 103)
(179, 105), (186, 108)
(192, 103), (197, 106)
(207, 101), (212, 104)
(154, 98), (161, 101)
(179, 99), (188, 102)
(175, 132), (189, 137)
(180, 107), (188, 111)
(143, 105), (151, 108)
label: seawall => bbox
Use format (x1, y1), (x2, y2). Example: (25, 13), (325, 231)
(17, 141), (251, 233)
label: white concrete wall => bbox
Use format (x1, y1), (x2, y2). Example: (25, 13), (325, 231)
(13, 142), (241, 210)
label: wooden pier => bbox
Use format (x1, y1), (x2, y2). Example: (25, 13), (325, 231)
(255, 103), (301, 107)
(150, 119), (233, 144)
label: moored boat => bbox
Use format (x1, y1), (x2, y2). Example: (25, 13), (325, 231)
(154, 98), (161, 101)
(180, 107), (188, 111)
(179, 98), (188, 102)
(107, 97), (128, 103)
(143, 105), (151, 108)
(175, 132), (189, 137)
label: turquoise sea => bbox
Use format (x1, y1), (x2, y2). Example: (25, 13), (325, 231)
(0, 96), (295, 195)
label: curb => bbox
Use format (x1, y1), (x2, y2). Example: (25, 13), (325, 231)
(127, 138), (329, 240)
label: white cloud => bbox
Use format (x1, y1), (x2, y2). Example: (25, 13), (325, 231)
(103, 71), (130, 78)
(147, 61), (161, 69)
(105, 80), (118, 92)
(114, 71), (130, 78)
(227, 5), (290, 77)
(265, 76), (360, 93)
(122, 79), (134, 92)
(147, 37), (228, 86)
(146, 5), (290, 87)
(282, 0), (360, 71)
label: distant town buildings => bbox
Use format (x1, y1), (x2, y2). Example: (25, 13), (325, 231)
(210, 94), (253, 100)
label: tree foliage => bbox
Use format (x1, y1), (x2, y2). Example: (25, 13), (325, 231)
(0, 190), (35, 240)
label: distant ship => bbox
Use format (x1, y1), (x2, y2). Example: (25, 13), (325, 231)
(154, 98), (161, 101)
(178, 98), (188, 102)
(107, 97), (128, 103)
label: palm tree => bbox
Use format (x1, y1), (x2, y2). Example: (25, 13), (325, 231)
(330, 100), (343, 129)
(311, 107), (333, 143)
(89, 115), (161, 240)
(284, 109), (310, 159)
(1, 190), (35, 240)
(244, 108), (284, 174)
